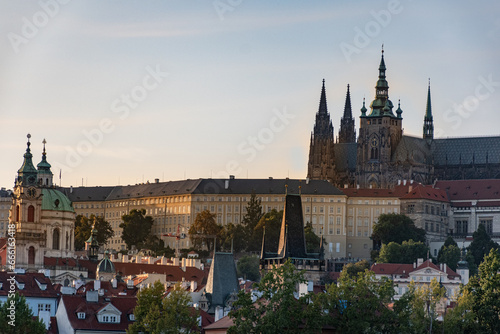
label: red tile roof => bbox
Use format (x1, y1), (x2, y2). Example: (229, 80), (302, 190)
(371, 259), (460, 279)
(435, 179), (500, 202)
(76, 281), (138, 297)
(0, 272), (59, 298)
(60, 295), (137, 332)
(400, 184), (449, 202)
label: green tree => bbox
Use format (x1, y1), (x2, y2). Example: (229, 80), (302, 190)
(459, 249), (500, 333)
(219, 223), (246, 253)
(142, 234), (166, 256)
(342, 259), (370, 278)
(443, 288), (478, 334)
(120, 209), (154, 250)
(242, 192), (264, 252)
(188, 210), (219, 252)
(467, 223), (499, 267)
(74, 214), (113, 250)
(128, 281), (199, 334)
(255, 209), (282, 254)
(377, 239), (429, 264)
(437, 244), (461, 271)
(372, 213), (426, 247)
(228, 260), (323, 333)
(394, 279), (445, 333)
(321, 269), (397, 333)
(236, 255), (260, 281)
(0, 293), (46, 334)
(304, 222), (321, 253)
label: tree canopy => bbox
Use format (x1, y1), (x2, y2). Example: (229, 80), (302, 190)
(242, 192), (264, 252)
(0, 293), (46, 334)
(467, 223), (499, 267)
(188, 209), (219, 252)
(454, 248), (500, 333)
(377, 239), (429, 264)
(74, 214), (113, 250)
(320, 269), (397, 333)
(236, 255), (260, 281)
(128, 281), (199, 334)
(372, 213), (426, 246)
(120, 209), (154, 250)
(228, 260), (322, 334)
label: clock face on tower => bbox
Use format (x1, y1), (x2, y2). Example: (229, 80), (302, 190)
(27, 187), (37, 199)
(28, 175), (36, 184)
(371, 138), (378, 147)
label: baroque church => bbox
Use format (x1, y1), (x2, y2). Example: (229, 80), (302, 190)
(9, 134), (75, 269)
(307, 50), (500, 188)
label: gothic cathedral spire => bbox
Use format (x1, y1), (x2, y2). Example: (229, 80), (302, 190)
(423, 79), (434, 140)
(338, 84), (356, 143)
(307, 80), (336, 183)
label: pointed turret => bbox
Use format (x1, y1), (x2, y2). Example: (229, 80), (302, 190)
(360, 98), (367, 116)
(396, 99), (403, 118)
(318, 79), (328, 115)
(86, 219), (100, 262)
(16, 134), (38, 187)
(307, 80), (336, 182)
(366, 47), (394, 117)
(423, 79), (434, 140)
(338, 84), (356, 143)
(37, 139), (53, 187)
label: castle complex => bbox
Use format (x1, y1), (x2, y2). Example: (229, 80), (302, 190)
(307, 50), (500, 188)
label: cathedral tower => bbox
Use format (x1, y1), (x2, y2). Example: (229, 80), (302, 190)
(307, 80), (336, 183)
(10, 135), (75, 270)
(338, 84), (356, 143)
(423, 80), (434, 140)
(357, 49), (403, 188)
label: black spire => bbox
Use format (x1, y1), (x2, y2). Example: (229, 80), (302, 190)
(16, 134), (38, 187)
(312, 79), (334, 139)
(423, 79), (434, 140)
(338, 84), (356, 143)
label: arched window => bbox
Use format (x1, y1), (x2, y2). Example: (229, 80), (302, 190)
(28, 205), (35, 222)
(53, 229), (60, 250)
(16, 205), (20, 222)
(28, 246), (35, 265)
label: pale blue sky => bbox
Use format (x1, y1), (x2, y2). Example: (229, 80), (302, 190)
(1, 1), (499, 188)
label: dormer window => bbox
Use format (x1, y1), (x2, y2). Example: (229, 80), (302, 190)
(16, 281), (25, 290)
(129, 314), (135, 321)
(77, 312), (85, 319)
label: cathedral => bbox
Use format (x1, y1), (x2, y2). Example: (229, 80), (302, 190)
(9, 134), (75, 269)
(307, 50), (500, 188)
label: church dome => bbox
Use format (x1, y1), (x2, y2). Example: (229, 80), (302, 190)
(41, 188), (74, 212)
(97, 251), (116, 274)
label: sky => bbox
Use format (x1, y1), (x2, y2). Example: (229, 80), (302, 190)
(1, 1), (499, 189)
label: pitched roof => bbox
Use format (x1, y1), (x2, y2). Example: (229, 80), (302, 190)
(400, 184), (449, 202)
(205, 253), (239, 309)
(371, 259), (460, 279)
(334, 142), (357, 172)
(60, 295), (136, 332)
(0, 272), (59, 299)
(59, 178), (344, 203)
(435, 179), (500, 202)
(277, 194), (308, 259)
(76, 281), (138, 297)
(433, 136), (500, 165)
(392, 135), (432, 165)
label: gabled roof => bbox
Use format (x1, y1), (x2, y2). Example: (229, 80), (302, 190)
(60, 295), (136, 332)
(392, 135), (432, 165)
(371, 259), (460, 279)
(400, 184), (449, 203)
